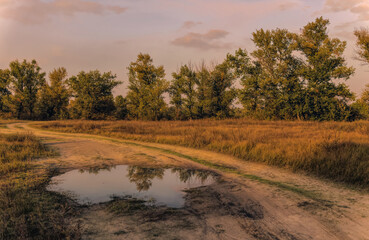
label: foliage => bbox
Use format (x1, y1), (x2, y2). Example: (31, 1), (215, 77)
(0, 18), (363, 122)
(114, 95), (128, 120)
(170, 65), (198, 120)
(0, 69), (10, 113)
(352, 84), (369, 119)
(126, 53), (169, 120)
(67, 70), (121, 120)
(36, 68), (70, 120)
(227, 17), (355, 121)
(3, 60), (46, 120)
(206, 62), (236, 118)
(296, 17), (355, 121)
(354, 28), (369, 64)
(170, 62), (236, 119)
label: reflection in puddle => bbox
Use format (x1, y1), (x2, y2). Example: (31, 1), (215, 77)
(47, 165), (217, 208)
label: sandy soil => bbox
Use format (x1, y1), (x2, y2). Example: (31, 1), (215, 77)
(3, 122), (369, 240)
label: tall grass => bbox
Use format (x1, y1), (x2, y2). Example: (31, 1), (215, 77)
(37, 119), (369, 187)
(0, 133), (81, 239)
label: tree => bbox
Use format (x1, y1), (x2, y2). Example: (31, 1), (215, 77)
(297, 17), (355, 121)
(227, 17), (355, 121)
(5, 60), (46, 119)
(170, 65), (198, 119)
(194, 63), (211, 118)
(114, 95), (128, 120)
(206, 62), (237, 118)
(354, 28), (369, 64)
(0, 69), (10, 113)
(227, 29), (304, 119)
(352, 84), (369, 119)
(126, 53), (169, 120)
(36, 68), (70, 120)
(67, 70), (121, 119)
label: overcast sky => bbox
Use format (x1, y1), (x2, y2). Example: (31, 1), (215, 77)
(0, 0), (368, 96)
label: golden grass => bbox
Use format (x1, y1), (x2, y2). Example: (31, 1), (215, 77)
(37, 119), (369, 187)
(0, 133), (81, 239)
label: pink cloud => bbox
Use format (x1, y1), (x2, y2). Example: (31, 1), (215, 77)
(156, 0), (303, 18)
(172, 29), (231, 50)
(0, 0), (127, 24)
(322, 0), (369, 21)
(181, 21), (202, 29)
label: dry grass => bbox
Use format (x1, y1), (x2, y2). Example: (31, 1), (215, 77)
(37, 119), (369, 187)
(0, 133), (81, 239)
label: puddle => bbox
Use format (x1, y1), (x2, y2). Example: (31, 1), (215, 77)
(47, 165), (217, 208)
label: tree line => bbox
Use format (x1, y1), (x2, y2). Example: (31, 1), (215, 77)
(0, 17), (368, 121)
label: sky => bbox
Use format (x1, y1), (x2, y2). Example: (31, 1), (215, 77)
(0, 0), (368, 96)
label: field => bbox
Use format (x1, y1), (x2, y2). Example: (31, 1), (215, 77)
(36, 119), (369, 187)
(0, 120), (368, 239)
(0, 132), (81, 239)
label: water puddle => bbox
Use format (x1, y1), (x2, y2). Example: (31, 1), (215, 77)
(47, 165), (217, 208)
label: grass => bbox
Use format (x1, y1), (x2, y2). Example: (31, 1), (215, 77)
(107, 197), (148, 216)
(0, 133), (81, 240)
(36, 119), (369, 188)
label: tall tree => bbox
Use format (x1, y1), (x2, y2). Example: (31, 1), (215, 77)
(206, 62), (237, 118)
(5, 60), (46, 119)
(67, 70), (121, 119)
(170, 65), (198, 119)
(194, 63), (211, 118)
(354, 28), (369, 64)
(227, 29), (304, 119)
(228, 17), (355, 121)
(352, 84), (369, 119)
(36, 68), (70, 120)
(297, 17), (355, 121)
(114, 95), (128, 120)
(126, 53), (169, 120)
(0, 69), (10, 113)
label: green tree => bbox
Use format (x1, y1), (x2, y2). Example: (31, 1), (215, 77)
(207, 62), (237, 118)
(126, 53), (169, 120)
(114, 95), (128, 120)
(170, 65), (198, 119)
(297, 17), (355, 121)
(354, 28), (369, 64)
(67, 70), (121, 119)
(194, 63), (211, 118)
(5, 60), (46, 119)
(352, 84), (369, 119)
(36, 68), (70, 120)
(0, 69), (10, 113)
(228, 17), (355, 121)
(228, 29), (303, 119)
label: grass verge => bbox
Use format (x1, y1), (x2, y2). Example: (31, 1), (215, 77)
(0, 133), (81, 240)
(35, 120), (369, 188)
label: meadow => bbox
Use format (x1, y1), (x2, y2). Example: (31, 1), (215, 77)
(37, 119), (369, 187)
(0, 133), (81, 239)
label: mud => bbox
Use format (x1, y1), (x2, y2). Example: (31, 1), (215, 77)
(2, 122), (369, 240)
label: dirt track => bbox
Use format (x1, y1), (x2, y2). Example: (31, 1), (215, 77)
(3, 122), (369, 240)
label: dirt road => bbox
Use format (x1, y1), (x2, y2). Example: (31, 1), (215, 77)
(3, 122), (369, 240)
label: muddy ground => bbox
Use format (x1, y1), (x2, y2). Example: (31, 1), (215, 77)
(2, 122), (369, 240)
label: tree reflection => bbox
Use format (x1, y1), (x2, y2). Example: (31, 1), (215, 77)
(127, 166), (165, 191)
(79, 165), (115, 174)
(171, 168), (215, 184)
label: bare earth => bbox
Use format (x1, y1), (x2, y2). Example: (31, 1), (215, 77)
(3, 122), (369, 240)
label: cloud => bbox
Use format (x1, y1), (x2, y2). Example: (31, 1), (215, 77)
(172, 29), (231, 50)
(278, 0), (301, 11)
(322, 0), (369, 21)
(0, 0), (127, 24)
(181, 21), (202, 29)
